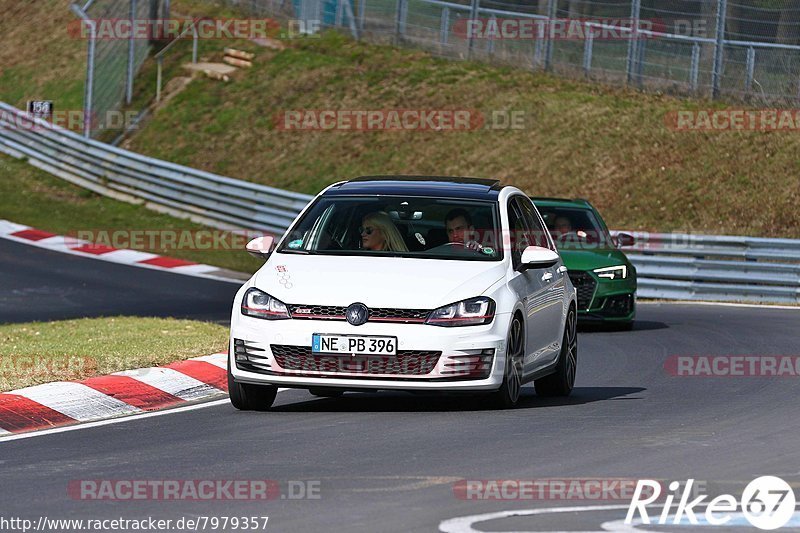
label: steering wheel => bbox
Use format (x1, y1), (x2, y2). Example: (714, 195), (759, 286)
(443, 241), (484, 254)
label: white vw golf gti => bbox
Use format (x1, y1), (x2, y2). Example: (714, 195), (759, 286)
(228, 176), (577, 409)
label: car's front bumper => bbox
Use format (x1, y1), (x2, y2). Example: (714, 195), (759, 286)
(229, 313), (512, 391)
(568, 270), (636, 322)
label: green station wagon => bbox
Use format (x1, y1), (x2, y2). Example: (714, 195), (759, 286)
(532, 198), (637, 328)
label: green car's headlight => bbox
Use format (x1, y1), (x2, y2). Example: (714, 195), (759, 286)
(593, 265), (628, 280)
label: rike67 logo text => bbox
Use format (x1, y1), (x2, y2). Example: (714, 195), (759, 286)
(626, 477), (796, 530)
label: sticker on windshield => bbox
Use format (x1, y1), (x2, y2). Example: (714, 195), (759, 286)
(288, 239), (303, 249)
(482, 247), (494, 255)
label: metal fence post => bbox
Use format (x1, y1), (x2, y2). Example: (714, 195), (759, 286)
(711, 0), (727, 99)
(335, 0), (343, 27)
(626, 0), (641, 84)
(156, 57), (163, 103)
(359, 0), (366, 34)
(533, 19), (544, 69)
(487, 14), (496, 56)
(544, 0), (556, 71)
(690, 42), (700, 92)
(745, 46), (755, 92)
(467, 0), (480, 59)
(636, 36), (646, 86)
(394, 0), (406, 44)
(70, 4), (95, 138)
(192, 24), (198, 63)
(583, 22), (594, 78)
(126, 0), (136, 105)
(343, 0), (360, 39)
(439, 7), (449, 46)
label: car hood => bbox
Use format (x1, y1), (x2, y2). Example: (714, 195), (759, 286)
(253, 253), (507, 309)
(557, 247), (633, 272)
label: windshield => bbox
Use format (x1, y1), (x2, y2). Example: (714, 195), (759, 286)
(277, 195), (503, 261)
(537, 207), (614, 249)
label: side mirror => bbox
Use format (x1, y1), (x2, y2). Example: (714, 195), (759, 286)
(616, 233), (635, 247)
(520, 246), (560, 270)
(246, 236), (275, 259)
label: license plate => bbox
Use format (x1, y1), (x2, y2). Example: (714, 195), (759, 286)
(312, 334), (397, 356)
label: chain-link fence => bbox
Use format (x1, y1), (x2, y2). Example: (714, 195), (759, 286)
(71, 0), (169, 137)
(227, 0), (800, 105)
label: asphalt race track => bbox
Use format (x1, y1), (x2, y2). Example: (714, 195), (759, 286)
(2, 272), (799, 533)
(0, 239), (238, 324)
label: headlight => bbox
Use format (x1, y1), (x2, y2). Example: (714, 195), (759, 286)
(593, 265), (628, 280)
(241, 288), (290, 320)
(426, 297), (495, 327)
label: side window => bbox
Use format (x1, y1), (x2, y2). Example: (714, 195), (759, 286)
(506, 198), (526, 269)
(518, 198), (555, 251)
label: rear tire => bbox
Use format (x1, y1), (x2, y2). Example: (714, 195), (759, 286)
(489, 316), (524, 409)
(535, 307), (577, 397)
(227, 355), (278, 411)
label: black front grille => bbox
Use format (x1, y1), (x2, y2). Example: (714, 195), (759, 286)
(568, 271), (597, 311)
(286, 304), (346, 320)
(287, 304), (430, 323)
(270, 345), (441, 375)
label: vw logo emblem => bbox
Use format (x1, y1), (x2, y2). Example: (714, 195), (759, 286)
(346, 303), (369, 326)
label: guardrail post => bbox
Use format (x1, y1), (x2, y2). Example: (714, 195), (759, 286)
(439, 7), (449, 46)
(690, 42), (700, 92)
(126, 0), (136, 105)
(544, 0), (556, 71)
(745, 46), (755, 92)
(711, 0), (727, 99)
(626, 0), (641, 84)
(583, 22), (594, 77)
(467, 0), (480, 59)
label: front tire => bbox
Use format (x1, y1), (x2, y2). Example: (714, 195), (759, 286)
(228, 355), (278, 411)
(490, 316), (524, 409)
(535, 307), (577, 397)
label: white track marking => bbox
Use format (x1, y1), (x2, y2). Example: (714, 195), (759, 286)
(190, 354), (228, 369)
(13, 382), (142, 421)
(438, 505), (632, 533)
(113, 367), (224, 400)
(0, 399), (232, 442)
(0, 388), (291, 442)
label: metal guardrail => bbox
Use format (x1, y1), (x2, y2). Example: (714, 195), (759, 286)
(1, 100), (798, 303)
(0, 102), (312, 236)
(615, 232), (800, 304)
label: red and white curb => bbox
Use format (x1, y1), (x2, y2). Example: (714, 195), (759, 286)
(0, 353), (228, 436)
(0, 220), (248, 283)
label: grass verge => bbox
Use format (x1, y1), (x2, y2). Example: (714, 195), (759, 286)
(0, 316), (228, 391)
(0, 155), (264, 273)
(126, 17), (800, 238)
